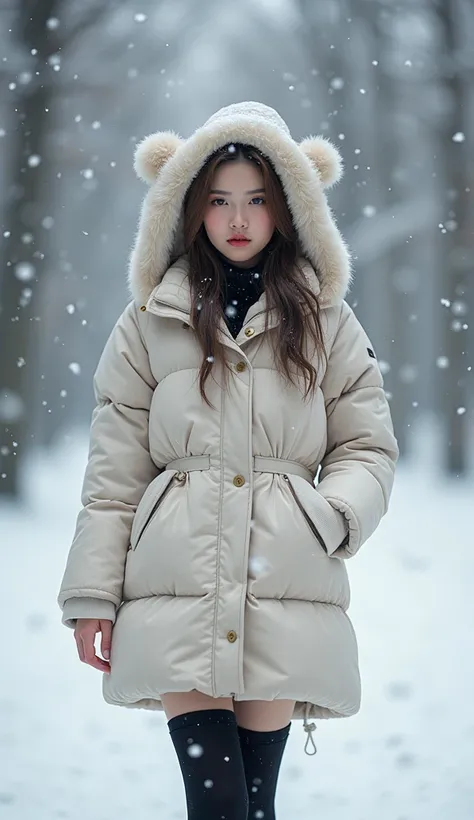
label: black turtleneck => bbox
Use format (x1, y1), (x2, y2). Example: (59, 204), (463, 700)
(219, 255), (266, 338)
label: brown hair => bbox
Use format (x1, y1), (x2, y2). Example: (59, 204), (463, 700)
(183, 143), (327, 408)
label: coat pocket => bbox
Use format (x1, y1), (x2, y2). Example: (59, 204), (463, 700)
(283, 473), (328, 553)
(130, 469), (187, 551)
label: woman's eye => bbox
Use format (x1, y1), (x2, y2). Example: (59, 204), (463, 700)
(251, 197), (265, 205)
(210, 198), (226, 206)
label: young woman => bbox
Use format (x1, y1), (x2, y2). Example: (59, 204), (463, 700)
(57, 101), (399, 820)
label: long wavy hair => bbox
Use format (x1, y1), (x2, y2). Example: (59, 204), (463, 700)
(183, 143), (327, 408)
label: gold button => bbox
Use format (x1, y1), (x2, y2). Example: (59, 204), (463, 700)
(140, 305), (147, 312)
(235, 361), (246, 372)
(227, 630), (237, 643)
(244, 327), (255, 337)
(233, 474), (245, 487)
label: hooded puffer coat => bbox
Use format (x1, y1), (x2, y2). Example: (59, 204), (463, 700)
(57, 102), (399, 755)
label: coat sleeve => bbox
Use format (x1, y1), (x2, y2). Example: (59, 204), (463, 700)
(57, 301), (160, 628)
(314, 300), (399, 559)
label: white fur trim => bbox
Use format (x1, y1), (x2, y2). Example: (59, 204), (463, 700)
(299, 137), (343, 188)
(128, 101), (352, 307)
(134, 131), (184, 184)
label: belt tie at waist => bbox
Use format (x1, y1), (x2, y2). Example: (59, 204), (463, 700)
(166, 454), (314, 484)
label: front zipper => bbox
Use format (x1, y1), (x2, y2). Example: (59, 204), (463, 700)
(132, 470), (187, 551)
(283, 474), (328, 553)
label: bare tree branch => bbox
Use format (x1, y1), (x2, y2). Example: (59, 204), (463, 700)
(62, 0), (120, 50)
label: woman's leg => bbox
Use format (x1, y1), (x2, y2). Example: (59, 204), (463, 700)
(233, 700), (295, 820)
(160, 689), (234, 720)
(161, 691), (248, 820)
(233, 699), (295, 731)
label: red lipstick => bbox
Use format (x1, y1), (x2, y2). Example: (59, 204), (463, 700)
(228, 235), (250, 247)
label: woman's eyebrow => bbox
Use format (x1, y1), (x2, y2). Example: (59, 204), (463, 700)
(209, 188), (265, 195)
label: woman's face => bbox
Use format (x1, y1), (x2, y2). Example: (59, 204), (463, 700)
(203, 159), (275, 268)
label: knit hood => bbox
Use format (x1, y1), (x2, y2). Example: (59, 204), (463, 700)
(128, 101), (352, 308)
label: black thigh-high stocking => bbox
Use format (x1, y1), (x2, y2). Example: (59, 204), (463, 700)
(168, 708), (249, 820)
(237, 723), (291, 820)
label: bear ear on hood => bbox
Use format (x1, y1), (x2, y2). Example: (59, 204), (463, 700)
(134, 131), (185, 184)
(299, 136), (343, 188)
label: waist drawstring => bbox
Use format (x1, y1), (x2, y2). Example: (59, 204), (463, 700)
(303, 701), (318, 755)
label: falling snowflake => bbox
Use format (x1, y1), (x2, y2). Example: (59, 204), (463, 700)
(0, 392), (24, 423)
(436, 356), (449, 369)
(451, 300), (468, 316)
(187, 743), (203, 758)
(15, 262), (35, 282)
(249, 556), (271, 576)
(452, 132), (465, 143)
(68, 362), (81, 375)
(399, 365), (417, 384)
(457, 407), (466, 415)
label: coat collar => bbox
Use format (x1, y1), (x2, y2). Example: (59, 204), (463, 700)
(144, 254), (321, 349)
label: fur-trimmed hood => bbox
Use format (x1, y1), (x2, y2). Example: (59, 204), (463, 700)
(128, 101), (352, 308)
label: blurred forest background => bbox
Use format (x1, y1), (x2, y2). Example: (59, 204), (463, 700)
(0, 0), (472, 499)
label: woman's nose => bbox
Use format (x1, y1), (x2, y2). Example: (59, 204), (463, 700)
(230, 209), (248, 228)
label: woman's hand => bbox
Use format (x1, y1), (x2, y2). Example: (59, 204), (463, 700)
(74, 618), (112, 673)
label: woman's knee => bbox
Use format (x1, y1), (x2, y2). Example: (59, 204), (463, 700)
(233, 698), (295, 731)
(160, 689), (234, 721)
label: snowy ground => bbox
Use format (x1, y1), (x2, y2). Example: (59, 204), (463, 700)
(1, 425), (473, 820)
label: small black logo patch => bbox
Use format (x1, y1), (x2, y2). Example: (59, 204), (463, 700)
(368, 348), (376, 359)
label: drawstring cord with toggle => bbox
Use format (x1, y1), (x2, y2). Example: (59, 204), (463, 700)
(303, 703), (317, 755)
(303, 702), (318, 755)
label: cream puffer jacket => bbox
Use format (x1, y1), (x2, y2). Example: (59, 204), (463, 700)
(57, 101), (399, 755)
